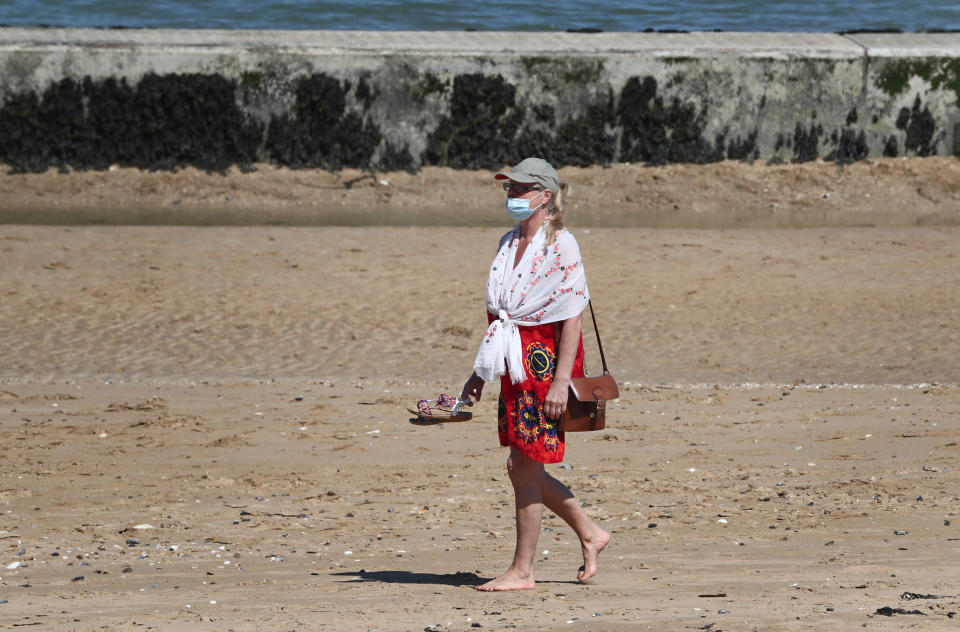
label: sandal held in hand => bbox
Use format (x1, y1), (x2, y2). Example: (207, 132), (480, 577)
(408, 393), (473, 425)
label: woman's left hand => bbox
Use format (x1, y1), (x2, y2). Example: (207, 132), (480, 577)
(543, 378), (570, 421)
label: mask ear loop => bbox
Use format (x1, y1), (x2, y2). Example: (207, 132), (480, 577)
(531, 189), (551, 213)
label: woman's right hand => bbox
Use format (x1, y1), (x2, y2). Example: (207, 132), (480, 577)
(460, 372), (485, 404)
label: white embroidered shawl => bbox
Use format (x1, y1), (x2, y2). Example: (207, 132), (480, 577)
(474, 224), (589, 384)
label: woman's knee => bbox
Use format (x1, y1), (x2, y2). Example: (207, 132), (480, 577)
(506, 450), (541, 483)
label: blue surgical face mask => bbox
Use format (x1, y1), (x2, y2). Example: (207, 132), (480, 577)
(505, 191), (545, 221)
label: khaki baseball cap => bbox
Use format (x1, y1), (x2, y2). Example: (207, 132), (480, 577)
(494, 157), (559, 196)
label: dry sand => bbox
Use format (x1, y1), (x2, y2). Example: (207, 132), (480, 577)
(1, 159), (959, 631)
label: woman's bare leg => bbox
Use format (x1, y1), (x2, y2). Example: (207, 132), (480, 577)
(540, 470), (611, 582)
(477, 447), (543, 591)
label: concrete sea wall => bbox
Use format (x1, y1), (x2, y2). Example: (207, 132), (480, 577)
(0, 28), (958, 173)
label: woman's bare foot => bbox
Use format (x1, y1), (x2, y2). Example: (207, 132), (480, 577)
(576, 528), (611, 583)
(476, 568), (535, 591)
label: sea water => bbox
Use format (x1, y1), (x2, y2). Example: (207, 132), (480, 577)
(1, 0), (957, 33)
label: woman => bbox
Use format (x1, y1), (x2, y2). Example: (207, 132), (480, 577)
(461, 157), (610, 592)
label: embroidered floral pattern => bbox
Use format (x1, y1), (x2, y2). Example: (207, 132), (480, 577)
(483, 321), (499, 344)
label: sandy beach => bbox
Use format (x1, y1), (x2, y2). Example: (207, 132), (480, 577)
(1, 159), (959, 630)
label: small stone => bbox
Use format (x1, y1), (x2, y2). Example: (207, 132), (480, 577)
(647, 523), (657, 529)
(894, 530), (908, 536)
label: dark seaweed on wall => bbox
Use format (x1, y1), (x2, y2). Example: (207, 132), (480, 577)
(266, 73), (381, 169)
(546, 98), (617, 166)
(422, 71), (619, 169)
(0, 67), (901, 174)
(136, 74), (261, 171)
(883, 135), (900, 157)
(827, 129), (869, 164)
(618, 76), (724, 165)
(423, 74), (522, 170)
(377, 143), (417, 173)
(719, 128), (760, 162)
(0, 73), (261, 173)
(513, 97), (618, 167)
(792, 122), (823, 163)
(425, 73), (744, 169)
(896, 95), (939, 156)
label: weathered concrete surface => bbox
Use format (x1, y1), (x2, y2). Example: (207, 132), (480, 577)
(0, 28), (957, 172)
(847, 33), (960, 157)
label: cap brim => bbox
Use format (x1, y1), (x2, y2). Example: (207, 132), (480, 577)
(494, 171), (537, 183)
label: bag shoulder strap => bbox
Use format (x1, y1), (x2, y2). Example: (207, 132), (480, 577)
(587, 300), (610, 375)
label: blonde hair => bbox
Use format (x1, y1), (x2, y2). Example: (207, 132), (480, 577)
(544, 182), (569, 246)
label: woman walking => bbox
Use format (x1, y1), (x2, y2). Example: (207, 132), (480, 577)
(461, 157), (610, 591)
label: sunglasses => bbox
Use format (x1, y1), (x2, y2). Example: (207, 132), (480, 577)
(502, 183), (544, 194)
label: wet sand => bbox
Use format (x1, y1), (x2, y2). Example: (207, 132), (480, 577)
(1, 157), (959, 228)
(1, 160), (959, 631)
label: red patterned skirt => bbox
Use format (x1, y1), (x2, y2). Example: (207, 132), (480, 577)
(492, 315), (585, 464)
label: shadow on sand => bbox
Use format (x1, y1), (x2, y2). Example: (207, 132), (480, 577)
(332, 569), (581, 587)
(331, 569), (485, 586)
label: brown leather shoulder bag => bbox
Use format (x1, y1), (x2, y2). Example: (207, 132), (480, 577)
(559, 300), (620, 432)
